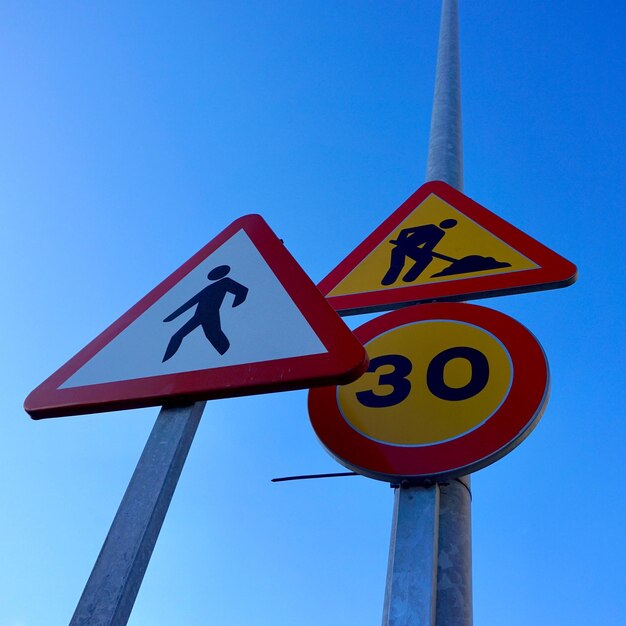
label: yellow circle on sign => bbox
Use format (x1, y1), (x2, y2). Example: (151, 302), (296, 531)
(337, 320), (513, 446)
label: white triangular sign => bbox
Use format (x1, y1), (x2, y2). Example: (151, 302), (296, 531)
(26, 215), (367, 418)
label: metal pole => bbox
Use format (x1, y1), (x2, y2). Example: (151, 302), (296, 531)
(434, 477), (472, 626)
(426, 2), (473, 624)
(382, 2), (472, 625)
(426, 0), (463, 191)
(69, 401), (205, 626)
(382, 485), (440, 626)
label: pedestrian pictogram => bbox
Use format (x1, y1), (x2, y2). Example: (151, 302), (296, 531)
(308, 303), (550, 482)
(319, 181), (577, 315)
(25, 215), (368, 419)
(162, 264), (248, 361)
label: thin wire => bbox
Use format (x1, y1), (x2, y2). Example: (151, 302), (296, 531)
(271, 471), (358, 483)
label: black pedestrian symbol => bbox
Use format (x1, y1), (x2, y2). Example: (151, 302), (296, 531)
(381, 219), (511, 286)
(162, 265), (248, 362)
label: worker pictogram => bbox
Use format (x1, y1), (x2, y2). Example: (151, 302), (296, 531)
(25, 215), (367, 419)
(380, 217), (512, 285)
(319, 181), (577, 315)
(308, 303), (550, 482)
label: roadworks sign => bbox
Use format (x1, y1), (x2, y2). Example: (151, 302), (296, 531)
(319, 181), (577, 315)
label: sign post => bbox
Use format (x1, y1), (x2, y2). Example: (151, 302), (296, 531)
(309, 3), (574, 624)
(69, 402), (205, 626)
(426, 2), (468, 623)
(26, 215), (367, 625)
(314, 2), (573, 623)
(309, 303), (550, 626)
(399, 1), (468, 622)
(382, 486), (440, 626)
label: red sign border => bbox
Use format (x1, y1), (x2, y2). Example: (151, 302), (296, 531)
(319, 181), (577, 315)
(26, 215), (367, 419)
(308, 303), (549, 482)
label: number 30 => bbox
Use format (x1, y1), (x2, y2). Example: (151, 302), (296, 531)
(355, 348), (489, 408)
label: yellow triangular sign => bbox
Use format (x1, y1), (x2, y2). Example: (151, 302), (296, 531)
(319, 181), (576, 315)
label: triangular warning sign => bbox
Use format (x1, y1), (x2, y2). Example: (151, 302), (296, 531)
(25, 215), (367, 419)
(319, 181), (577, 315)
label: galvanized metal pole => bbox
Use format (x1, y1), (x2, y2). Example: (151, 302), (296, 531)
(383, 2), (472, 625)
(382, 485), (440, 626)
(426, 0), (463, 191)
(69, 401), (205, 626)
(434, 477), (472, 625)
(426, 2), (473, 625)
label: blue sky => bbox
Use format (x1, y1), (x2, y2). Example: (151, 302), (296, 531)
(2, 1), (625, 625)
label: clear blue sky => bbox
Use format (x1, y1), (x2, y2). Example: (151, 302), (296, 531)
(2, 1), (625, 625)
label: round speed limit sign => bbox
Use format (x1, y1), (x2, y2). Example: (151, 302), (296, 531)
(308, 303), (549, 482)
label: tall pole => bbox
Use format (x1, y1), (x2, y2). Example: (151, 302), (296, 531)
(426, 0), (463, 191)
(69, 402), (205, 626)
(382, 2), (472, 625)
(426, 3), (472, 624)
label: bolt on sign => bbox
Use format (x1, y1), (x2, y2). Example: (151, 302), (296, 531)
(308, 303), (550, 482)
(319, 181), (577, 315)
